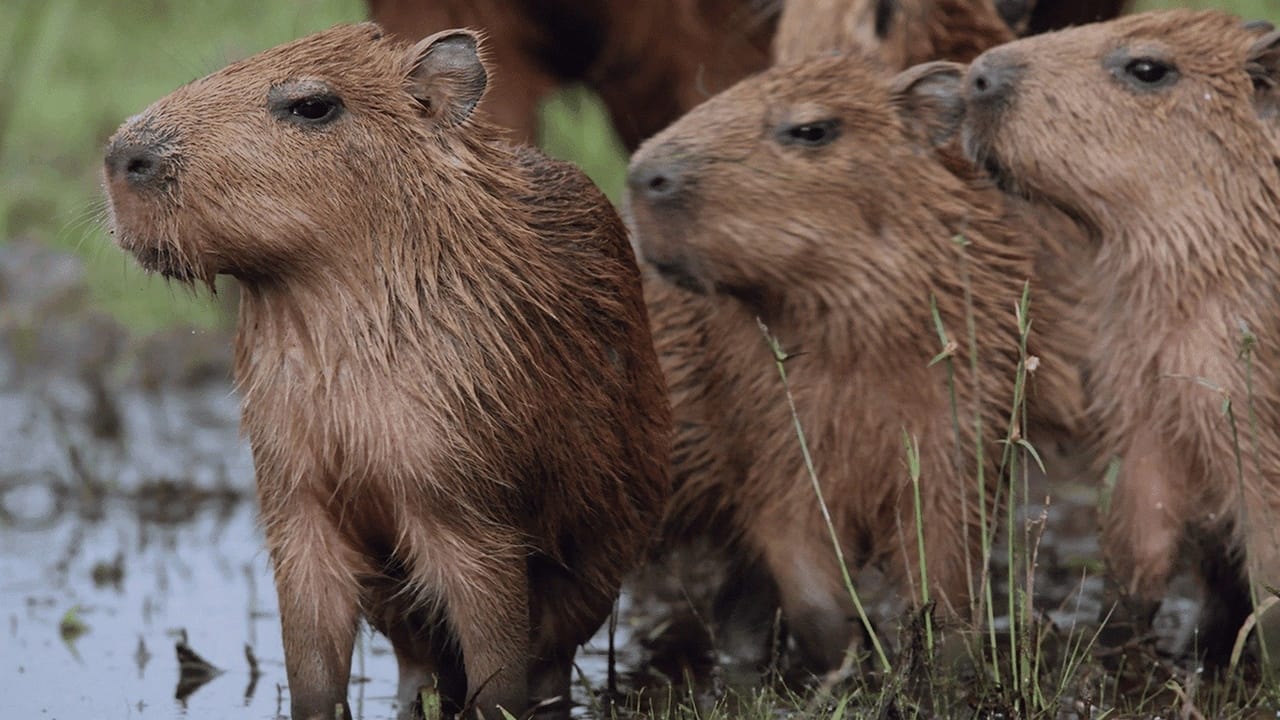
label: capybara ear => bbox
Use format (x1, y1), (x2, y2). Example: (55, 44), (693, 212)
(1246, 29), (1280, 121)
(405, 29), (488, 127)
(889, 60), (967, 148)
(995, 0), (1037, 35)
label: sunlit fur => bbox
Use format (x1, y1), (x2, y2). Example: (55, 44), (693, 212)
(628, 53), (1086, 672)
(963, 9), (1280, 664)
(774, 0), (1016, 67)
(365, 0), (777, 149)
(104, 23), (671, 720)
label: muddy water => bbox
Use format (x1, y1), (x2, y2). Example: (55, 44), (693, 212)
(0, 241), (1209, 719)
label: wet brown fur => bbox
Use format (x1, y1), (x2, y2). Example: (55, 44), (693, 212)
(103, 23), (671, 720)
(961, 9), (1280, 663)
(365, 0), (778, 149)
(627, 54), (1085, 671)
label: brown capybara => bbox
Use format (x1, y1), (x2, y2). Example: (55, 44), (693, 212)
(366, 0), (778, 149)
(626, 54), (1085, 672)
(773, 0), (1017, 67)
(960, 8), (1280, 665)
(363, 0), (1128, 151)
(101, 23), (672, 720)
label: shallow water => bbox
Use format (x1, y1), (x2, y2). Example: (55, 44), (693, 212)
(0, 380), (645, 720)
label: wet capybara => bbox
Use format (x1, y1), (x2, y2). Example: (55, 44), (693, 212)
(961, 9), (1280, 665)
(102, 23), (671, 720)
(366, 0), (777, 149)
(627, 54), (1085, 672)
(773, 0), (1016, 66)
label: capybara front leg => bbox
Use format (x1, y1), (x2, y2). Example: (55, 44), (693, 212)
(439, 550), (532, 719)
(1098, 431), (1187, 643)
(758, 520), (857, 674)
(268, 512), (363, 720)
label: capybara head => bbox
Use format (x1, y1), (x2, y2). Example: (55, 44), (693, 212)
(627, 54), (975, 326)
(962, 9), (1280, 235)
(104, 23), (489, 286)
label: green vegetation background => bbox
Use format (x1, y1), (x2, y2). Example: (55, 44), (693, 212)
(1, 0), (1275, 333)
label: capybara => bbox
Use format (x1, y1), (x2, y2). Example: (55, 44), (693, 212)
(773, 0), (1017, 66)
(627, 54), (1084, 671)
(102, 23), (671, 719)
(960, 8), (1280, 665)
(366, 0), (778, 149)
(364, 0), (1129, 150)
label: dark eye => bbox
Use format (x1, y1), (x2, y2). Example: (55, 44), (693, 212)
(1124, 58), (1174, 86)
(289, 96), (341, 123)
(779, 119), (840, 147)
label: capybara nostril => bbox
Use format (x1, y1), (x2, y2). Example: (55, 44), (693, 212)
(968, 52), (1024, 106)
(105, 138), (169, 190)
(627, 159), (685, 202)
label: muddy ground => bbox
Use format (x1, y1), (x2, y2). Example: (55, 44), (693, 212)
(0, 239), (1220, 719)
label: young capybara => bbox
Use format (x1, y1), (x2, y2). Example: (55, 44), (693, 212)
(960, 8), (1280, 664)
(101, 23), (672, 720)
(366, 0), (777, 149)
(626, 53), (1085, 671)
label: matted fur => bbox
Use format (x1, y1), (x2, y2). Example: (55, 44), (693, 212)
(627, 54), (1085, 672)
(103, 23), (671, 720)
(961, 9), (1280, 665)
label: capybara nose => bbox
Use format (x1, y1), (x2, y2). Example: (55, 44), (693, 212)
(105, 135), (171, 191)
(968, 51), (1023, 106)
(627, 158), (686, 203)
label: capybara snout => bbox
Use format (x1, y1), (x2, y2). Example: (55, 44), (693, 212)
(104, 123), (175, 193)
(966, 49), (1023, 107)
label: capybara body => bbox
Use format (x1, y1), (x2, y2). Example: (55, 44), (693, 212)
(961, 9), (1280, 663)
(102, 23), (671, 719)
(773, 0), (1016, 66)
(366, 0), (777, 149)
(627, 54), (1084, 671)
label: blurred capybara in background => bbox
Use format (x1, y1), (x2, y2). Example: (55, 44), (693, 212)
(366, 0), (778, 149)
(961, 8), (1280, 666)
(773, 0), (1016, 66)
(364, 0), (1129, 150)
(102, 23), (671, 720)
(627, 54), (1085, 672)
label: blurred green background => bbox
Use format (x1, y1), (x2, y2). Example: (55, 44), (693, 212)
(1, 0), (1275, 333)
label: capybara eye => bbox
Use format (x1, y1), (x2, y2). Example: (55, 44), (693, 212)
(288, 96), (342, 124)
(778, 119), (841, 148)
(1124, 58), (1175, 86)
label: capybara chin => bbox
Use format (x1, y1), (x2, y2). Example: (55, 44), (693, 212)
(626, 54), (1083, 672)
(961, 9), (1280, 664)
(103, 23), (671, 720)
